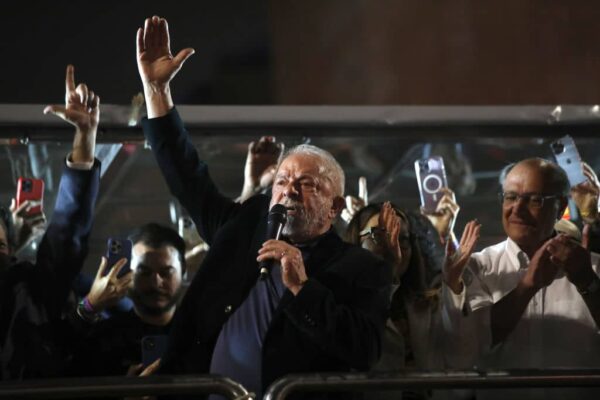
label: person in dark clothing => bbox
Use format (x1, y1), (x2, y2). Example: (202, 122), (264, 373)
(67, 223), (186, 377)
(0, 65), (101, 380)
(135, 16), (392, 399)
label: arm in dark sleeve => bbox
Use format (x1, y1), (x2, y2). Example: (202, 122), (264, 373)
(35, 159), (101, 319)
(141, 108), (239, 245)
(284, 253), (392, 370)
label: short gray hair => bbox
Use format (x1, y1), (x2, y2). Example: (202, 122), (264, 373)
(278, 144), (345, 197)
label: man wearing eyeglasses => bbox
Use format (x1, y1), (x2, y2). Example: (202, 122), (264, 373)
(443, 157), (600, 399)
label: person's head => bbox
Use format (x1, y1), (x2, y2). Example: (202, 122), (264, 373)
(346, 203), (443, 301)
(270, 144), (345, 243)
(128, 223), (186, 317)
(501, 158), (569, 255)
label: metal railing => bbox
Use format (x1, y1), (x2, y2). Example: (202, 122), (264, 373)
(0, 374), (251, 399)
(264, 370), (600, 400)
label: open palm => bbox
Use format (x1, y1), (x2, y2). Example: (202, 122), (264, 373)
(136, 16), (194, 88)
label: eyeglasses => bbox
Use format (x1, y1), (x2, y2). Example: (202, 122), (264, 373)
(359, 227), (386, 245)
(359, 226), (412, 249)
(499, 192), (562, 208)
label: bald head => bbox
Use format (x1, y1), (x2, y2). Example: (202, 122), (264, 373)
(504, 158), (570, 196)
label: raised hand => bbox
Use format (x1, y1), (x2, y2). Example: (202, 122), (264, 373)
(44, 65), (99, 163)
(341, 177), (368, 223)
(571, 162), (600, 224)
(136, 16), (194, 95)
(443, 219), (481, 294)
(9, 198), (46, 253)
(239, 136), (284, 202)
(378, 201), (405, 276)
(422, 188), (460, 243)
(86, 257), (133, 312)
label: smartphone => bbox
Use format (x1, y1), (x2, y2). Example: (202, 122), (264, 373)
(414, 156), (448, 213)
(16, 177), (44, 216)
(141, 334), (168, 367)
(550, 135), (587, 187)
(104, 238), (132, 278)
(178, 216), (202, 247)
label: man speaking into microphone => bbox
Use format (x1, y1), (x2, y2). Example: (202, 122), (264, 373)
(136, 16), (392, 399)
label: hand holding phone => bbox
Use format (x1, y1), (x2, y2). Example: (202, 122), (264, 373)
(16, 178), (44, 216)
(141, 335), (168, 367)
(550, 135), (587, 187)
(415, 156), (448, 214)
(104, 238), (132, 278)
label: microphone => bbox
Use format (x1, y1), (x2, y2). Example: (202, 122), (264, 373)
(259, 203), (288, 279)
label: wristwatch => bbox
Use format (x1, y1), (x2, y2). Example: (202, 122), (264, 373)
(577, 275), (600, 296)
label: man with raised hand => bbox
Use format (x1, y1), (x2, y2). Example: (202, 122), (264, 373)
(0, 65), (101, 379)
(136, 16), (391, 399)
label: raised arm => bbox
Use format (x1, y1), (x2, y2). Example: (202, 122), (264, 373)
(38, 65), (102, 317)
(136, 16), (241, 244)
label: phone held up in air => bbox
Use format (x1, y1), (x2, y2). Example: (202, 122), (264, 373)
(104, 238), (133, 278)
(16, 177), (45, 216)
(141, 334), (168, 367)
(178, 216), (202, 247)
(414, 156), (448, 214)
(550, 135), (587, 188)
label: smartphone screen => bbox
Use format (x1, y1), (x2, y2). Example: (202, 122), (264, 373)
(414, 156), (448, 214)
(16, 178), (44, 215)
(141, 334), (168, 367)
(550, 135), (587, 187)
(104, 238), (132, 277)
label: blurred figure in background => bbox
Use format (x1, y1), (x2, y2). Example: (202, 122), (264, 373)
(236, 135), (284, 203)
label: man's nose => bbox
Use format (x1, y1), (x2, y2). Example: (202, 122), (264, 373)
(512, 196), (530, 213)
(149, 272), (164, 287)
(283, 181), (299, 198)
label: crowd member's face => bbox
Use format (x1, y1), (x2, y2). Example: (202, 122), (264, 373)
(360, 212), (412, 279)
(130, 243), (183, 315)
(271, 153), (343, 243)
(502, 163), (566, 254)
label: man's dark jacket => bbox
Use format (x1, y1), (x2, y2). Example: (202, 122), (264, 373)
(0, 160), (100, 380)
(142, 109), (391, 393)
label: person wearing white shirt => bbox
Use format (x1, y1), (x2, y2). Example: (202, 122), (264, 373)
(442, 157), (600, 400)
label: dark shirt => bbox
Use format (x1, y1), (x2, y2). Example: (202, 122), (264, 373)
(68, 309), (171, 377)
(209, 236), (319, 399)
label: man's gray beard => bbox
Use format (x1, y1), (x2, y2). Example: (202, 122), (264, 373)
(282, 201), (329, 241)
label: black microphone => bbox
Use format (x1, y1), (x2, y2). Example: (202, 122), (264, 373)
(259, 203), (288, 279)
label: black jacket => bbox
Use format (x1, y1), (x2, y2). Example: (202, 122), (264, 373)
(142, 109), (391, 394)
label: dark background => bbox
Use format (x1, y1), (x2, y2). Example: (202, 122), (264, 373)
(3, 1), (600, 105)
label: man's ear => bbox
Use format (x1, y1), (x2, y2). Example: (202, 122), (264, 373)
(330, 196), (346, 219)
